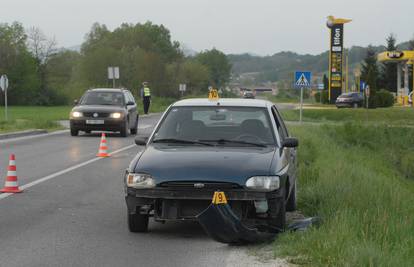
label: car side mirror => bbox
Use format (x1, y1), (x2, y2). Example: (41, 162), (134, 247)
(135, 136), (148, 146)
(282, 137), (299, 148)
(73, 99), (79, 105)
(126, 101), (135, 106)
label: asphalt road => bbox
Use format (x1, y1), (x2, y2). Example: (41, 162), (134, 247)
(0, 104), (295, 267)
(0, 114), (253, 267)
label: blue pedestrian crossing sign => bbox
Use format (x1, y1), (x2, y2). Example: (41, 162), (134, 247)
(294, 71), (312, 89)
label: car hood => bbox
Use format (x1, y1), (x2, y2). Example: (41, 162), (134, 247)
(72, 105), (126, 113)
(133, 145), (280, 185)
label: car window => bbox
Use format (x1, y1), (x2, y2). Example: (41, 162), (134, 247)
(153, 106), (276, 145)
(271, 106), (288, 141)
(127, 92), (136, 103)
(80, 91), (125, 106)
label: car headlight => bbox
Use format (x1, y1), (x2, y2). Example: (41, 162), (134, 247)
(126, 173), (156, 188)
(245, 176), (280, 192)
(71, 111), (82, 118)
(110, 112), (122, 119)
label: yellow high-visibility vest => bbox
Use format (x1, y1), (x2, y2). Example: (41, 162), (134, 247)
(144, 87), (151, 97)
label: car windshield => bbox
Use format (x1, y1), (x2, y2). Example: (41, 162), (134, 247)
(80, 91), (125, 106)
(153, 106), (276, 146)
(339, 93), (354, 98)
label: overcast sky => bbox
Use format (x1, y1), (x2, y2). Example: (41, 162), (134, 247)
(3, 0), (414, 55)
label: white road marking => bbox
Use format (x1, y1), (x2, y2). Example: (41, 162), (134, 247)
(0, 144), (136, 201)
(138, 124), (152, 129)
(0, 130), (68, 144)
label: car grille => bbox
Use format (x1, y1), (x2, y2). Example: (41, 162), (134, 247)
(82, 112), (110, 118)
(159, 181), (242, 190)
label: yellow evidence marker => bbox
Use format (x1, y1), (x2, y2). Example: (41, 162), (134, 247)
(212, 191), (228, 204)
(208, 89), (219, 101)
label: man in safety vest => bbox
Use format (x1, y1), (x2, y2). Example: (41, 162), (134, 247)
(140, 82), (151, 114)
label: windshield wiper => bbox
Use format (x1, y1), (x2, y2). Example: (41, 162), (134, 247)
(152, 138), (213, 146)
(200, 139), (267, 147)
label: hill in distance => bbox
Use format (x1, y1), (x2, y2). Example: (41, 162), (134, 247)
(228, 41), (412, 84)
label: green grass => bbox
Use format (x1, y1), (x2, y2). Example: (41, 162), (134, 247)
(0, 106), (71, 133)
(0, 97), (176, 133)
(281, 107), (414, 126)
(137, 96), (176, 114)
(273, 123), (414, 266)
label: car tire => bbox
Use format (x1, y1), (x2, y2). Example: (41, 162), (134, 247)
(128, 212), (149, 233)
(268, 190), (286, 232)
(70, 128), (79, 136)
(130, 116), (138, 135)
(120, 119), (129, 137)
(286, 181), (297, 212)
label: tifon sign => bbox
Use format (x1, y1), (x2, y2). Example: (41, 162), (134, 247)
(326, 16), (351, 103)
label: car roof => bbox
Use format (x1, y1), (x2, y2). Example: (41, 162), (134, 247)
(171, 98), (274, 108)
(88, 88), (129, 93)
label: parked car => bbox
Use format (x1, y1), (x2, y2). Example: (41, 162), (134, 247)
(243, 91), (255, 99)
(124, 98), (298, 233)
(335, 92), (364, 108)
(70, 88), (139, 137)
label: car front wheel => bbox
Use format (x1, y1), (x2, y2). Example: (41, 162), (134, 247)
(286, 181), (297, 212)
(130, 116), (138, 135)
(128, 212), (149, 232)
(267, 194), (286, 232)
(70, 128), (79, 136)
(120, 120), (129, 137)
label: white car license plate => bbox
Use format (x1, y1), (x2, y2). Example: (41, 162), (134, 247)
(86, 120), (104, 125)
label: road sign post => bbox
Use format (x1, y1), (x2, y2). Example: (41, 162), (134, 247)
(179, 83), (186, 98)
(107, 67), (120, 88)
(0, 75), (9, 120)
(294, 71), (312, 123)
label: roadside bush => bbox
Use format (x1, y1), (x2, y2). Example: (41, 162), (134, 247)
(314, 90), (329, 104)
(375, 89), (394, 107)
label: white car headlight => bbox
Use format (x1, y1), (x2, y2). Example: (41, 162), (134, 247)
(72, 111), (82, 118)
(245, 176), (280, 192)
(126, 173), (156, 188)
(110, 112), (122, 119)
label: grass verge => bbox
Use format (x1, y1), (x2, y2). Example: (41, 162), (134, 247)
(280, 107), (414, 126)
(0, 106), (71, 133)
(274, 123), (414, 266)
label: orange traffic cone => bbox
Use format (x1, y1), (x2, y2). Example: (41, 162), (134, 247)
(1, 154), (22, 193)
(97, 133), (110, 157)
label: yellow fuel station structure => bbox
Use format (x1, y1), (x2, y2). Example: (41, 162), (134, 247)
(377, 51), (414, 104)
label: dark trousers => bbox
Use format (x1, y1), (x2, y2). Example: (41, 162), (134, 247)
(143, 96), (151, 114)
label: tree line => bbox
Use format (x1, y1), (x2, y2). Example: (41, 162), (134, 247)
(0, 21), (232, 105)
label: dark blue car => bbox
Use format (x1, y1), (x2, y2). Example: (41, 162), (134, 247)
(124, 99), (298, 233)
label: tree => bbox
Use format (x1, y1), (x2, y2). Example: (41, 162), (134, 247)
(27, 27), (61, 105)
(0, 22), (40, 105)
(361, 46), (380, 90)
(361, 46), (380, 107)
(323, 74), (329, 90)
(195, 48), (232, 88)
(380, 34), (397, 92)
(409, 36), (414, 50)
